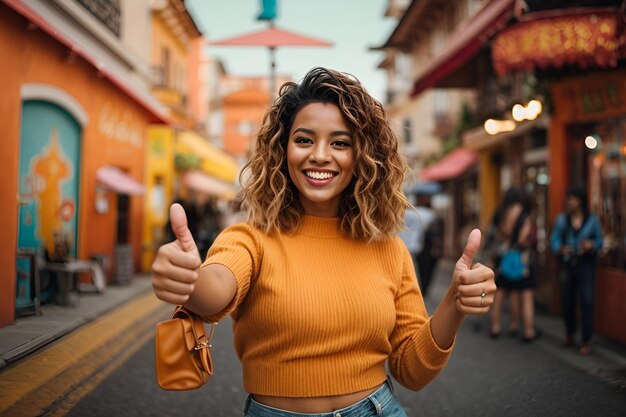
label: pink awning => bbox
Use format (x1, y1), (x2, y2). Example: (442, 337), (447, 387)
(211, 26), (332, 47)
(96, 166), (145, 195)
(419, 149), (478, 182)
(410, 0), (515, 97)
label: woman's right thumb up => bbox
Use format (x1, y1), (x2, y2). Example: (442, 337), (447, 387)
(170, 203), (199, 254)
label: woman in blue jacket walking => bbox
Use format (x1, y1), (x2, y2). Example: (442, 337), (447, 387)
(550, 186), (603, 356)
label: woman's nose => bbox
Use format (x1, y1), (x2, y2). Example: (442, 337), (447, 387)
(309, 144), (331, 163)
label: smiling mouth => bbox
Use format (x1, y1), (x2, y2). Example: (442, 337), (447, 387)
(304, 170), (337, 180)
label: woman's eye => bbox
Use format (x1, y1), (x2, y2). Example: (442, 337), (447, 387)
(332, 140), (352, 147)
(294, 137), (313, 144)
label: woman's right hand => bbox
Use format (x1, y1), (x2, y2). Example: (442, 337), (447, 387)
(151, 203), (202, 305)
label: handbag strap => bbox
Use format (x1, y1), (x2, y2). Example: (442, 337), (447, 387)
(173, 306), (216, 352)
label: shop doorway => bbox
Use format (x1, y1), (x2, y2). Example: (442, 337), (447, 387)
(114, 193), (133, 284)
(16, 100), (81, 311)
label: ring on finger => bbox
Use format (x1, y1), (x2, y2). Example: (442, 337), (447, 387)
(480, 289), (486, 306)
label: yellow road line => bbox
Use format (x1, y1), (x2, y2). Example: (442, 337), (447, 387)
(2, 308), (166, 417)
(0, 291), (166, 413)
(48, 328), (156, 417)
(1, 316), (159, 417)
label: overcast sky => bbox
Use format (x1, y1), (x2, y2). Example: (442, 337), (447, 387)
(186, 0), (397, 101)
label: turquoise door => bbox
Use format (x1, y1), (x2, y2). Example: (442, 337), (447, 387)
(16, 100), (81, 308)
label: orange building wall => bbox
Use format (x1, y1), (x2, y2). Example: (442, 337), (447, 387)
(0, 5), (22, 326)
(223, 90), (270, 157)
(0, 6), (154, 325)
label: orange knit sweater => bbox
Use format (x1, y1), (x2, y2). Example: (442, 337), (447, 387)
(201, 215), (453, 397)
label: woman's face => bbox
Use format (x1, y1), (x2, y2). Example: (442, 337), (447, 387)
(286, 103), (354, 217)
(566, 194), (581, 213)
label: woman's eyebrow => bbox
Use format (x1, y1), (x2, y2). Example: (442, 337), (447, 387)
(292, 127), (351, 137)
(292, 127), (315, 136)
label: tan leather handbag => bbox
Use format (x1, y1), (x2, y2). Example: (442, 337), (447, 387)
(155, 306), (215, 390)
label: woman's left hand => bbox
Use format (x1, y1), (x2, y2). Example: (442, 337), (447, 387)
(451, 229), (496, 315)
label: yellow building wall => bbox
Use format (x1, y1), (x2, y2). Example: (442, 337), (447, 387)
(478, 150), (501, 230)
(151, 15), (187, 80)
(142, 126), (175, 271)
(142, 11), (192, 271)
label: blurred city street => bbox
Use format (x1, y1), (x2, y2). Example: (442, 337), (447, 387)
(0, 261), (624, 416)
(2, 0), (626, 415)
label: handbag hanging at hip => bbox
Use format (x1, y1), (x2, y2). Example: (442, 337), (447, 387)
(155, 305), (216, 391)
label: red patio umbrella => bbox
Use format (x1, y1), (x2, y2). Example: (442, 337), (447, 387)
(211, 25), (333, 96)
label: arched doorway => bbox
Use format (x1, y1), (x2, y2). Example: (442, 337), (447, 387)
(16, 100), (82, 310)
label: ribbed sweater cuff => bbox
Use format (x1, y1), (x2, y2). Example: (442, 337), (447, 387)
(417, 317), (454, 369)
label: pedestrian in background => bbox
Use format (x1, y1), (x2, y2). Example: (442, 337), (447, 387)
(415, 193), (443, 298)
(399, 192), (441, 298)
(399, 194), (425, 285)
(195, 197), (223, 258)
(151, 67), (496, 416)
(498, 210), (541, 342)
(550, 186), (603, 356)
(479, 187), (530, 338)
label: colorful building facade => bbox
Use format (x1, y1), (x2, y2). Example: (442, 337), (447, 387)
(222, 75), (291, 158)
(140, 0), (240, 271)
(549, 69), (626, 344)
(1, 0), (168, 326)
(378, 0), (626, 344)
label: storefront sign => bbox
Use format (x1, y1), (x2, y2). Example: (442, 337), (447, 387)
(492, 11), (621, 76)
(98, 102), (143, 148)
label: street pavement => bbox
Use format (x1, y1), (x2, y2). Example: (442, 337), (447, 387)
(0, 275), (154, 369)
(1, 261), (625, 416)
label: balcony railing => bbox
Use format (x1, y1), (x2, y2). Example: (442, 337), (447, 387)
(76, 0), (121, 36)
(152, 65), (167, 87)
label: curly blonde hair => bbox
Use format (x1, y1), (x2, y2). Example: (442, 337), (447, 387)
(240, 67), (409, 241)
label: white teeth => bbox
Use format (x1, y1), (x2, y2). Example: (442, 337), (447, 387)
(305, 171), (335, 180)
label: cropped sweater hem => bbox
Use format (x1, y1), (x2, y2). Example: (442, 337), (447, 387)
(244, 367), (388, 398)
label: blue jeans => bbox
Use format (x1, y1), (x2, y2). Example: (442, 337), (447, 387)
(243, 380), (407, 417)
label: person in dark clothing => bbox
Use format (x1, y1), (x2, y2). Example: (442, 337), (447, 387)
(416, 195), (443, 298)
(479, 187), (532, 338)
(497, 211), (540, 342)
(550, 186), (603, 356)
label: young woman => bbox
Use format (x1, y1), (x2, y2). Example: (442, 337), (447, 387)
(478, 187), (538, 342)
(496, 211), (540, 342)
(479, 187), (529, 339)
(151, 68), (496, 416)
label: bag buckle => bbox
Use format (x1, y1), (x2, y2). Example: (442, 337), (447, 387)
(194, 339), (211, 350)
